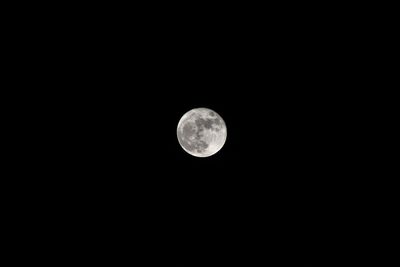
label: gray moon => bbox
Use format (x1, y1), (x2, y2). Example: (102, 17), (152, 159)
(177, 108), (227, 157)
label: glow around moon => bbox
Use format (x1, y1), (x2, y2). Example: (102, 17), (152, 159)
(177, 108), (227, 157)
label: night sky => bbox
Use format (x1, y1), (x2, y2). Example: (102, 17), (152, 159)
(26, 4), (362, 265)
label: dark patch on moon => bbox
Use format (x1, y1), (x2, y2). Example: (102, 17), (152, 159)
(195, 118), (214, 130)
(209, 111), (215, 117)
(194, 118), (203, 128)
(195, 140), (209, 153)
(199, 140), (208, 149)
(194, 120), (204, 135)
(182, 123), (195, 139)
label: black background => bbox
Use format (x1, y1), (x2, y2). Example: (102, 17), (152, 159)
(15, 3), (368, 265)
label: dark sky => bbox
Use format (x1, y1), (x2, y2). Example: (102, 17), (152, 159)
(28, 5), (363, 265)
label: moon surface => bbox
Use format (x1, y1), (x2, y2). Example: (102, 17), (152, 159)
(177, 108), (227, 157)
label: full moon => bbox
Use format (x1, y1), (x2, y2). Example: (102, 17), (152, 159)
(177, 108), (227, 157)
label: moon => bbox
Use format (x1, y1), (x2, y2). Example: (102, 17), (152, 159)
(177, 108), (227, 157)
